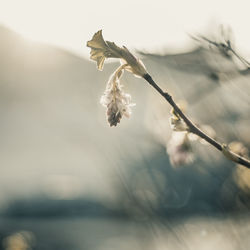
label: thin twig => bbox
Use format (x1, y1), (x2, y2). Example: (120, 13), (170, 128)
(143, 73), (250, 168)
(198, 35), (250, 68)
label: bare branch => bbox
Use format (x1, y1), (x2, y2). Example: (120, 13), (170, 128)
(87, 30), (250, 168)
(195, 35), (250, 68)
(143, 73), (250, 168)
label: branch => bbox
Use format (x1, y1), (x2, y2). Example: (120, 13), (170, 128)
(87, 30), (250, 168)
(198, 35), (250, 68)
(143, 73), (250, 168)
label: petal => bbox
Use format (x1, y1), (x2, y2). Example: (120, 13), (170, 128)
(90, 49), (104, 60)
(87, 30), (107, 49)
(96, 56), (105, 71)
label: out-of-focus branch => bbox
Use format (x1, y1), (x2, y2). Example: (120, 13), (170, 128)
(196, 35), (250, 68)
(143, 73), (250, 168)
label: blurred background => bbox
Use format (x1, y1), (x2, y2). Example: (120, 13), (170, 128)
(1, 0), (250, 249)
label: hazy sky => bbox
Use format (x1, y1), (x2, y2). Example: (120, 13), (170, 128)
(1, 0), (250, 57)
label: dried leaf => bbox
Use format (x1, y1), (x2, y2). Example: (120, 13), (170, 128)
(87, 30), (147, 76)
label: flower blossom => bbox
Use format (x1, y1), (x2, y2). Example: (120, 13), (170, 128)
(169, 105), (188, 132)
(167, 132), (194, 167)
(100, 65), (135, 126)
(87, 30), (146, 126)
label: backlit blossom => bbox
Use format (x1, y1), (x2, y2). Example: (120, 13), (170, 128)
(167, 132), (194, 167)
(100, 65), (135, 126)
(169, 105), (188, 132)
(170, 116), (188, 132)
(222, 141), (249, 163)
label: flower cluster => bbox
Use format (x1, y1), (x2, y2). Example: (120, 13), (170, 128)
(167, 104), (197, 166)
(169, 105), (188, 132)
(167, 132), (194, 167)
(100, 65), (135, 126)
(87, 30), (147, 126)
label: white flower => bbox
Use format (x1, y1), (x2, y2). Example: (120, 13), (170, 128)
(169, 116), (188, 132)
(167, 132), (194, 167)
(100, 65), (135, 126)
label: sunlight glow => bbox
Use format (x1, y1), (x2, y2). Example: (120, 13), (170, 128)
(1, 0), (250, 57)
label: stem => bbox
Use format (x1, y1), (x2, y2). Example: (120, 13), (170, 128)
(199, 35), (250, 68)
(143, 73), (250, 168)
